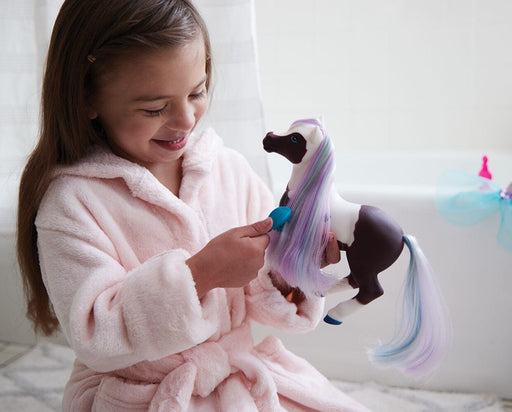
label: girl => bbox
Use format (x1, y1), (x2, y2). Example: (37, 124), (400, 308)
(17, 0), (369, 410)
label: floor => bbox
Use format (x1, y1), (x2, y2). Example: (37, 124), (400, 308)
(0, 341), (32, 368)
(0, 341), (74, 411)
(0, 340), (508, 412)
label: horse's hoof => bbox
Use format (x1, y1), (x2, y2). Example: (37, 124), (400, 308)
(324, 315), (342, 325)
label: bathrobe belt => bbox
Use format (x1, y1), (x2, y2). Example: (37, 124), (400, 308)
(178, 322), (254, 397)
(115, 322), (277, 405)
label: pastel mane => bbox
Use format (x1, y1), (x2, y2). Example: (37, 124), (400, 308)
(265, 118), (337, 294)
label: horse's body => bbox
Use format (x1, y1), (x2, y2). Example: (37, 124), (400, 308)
(263, 118), (451, 374)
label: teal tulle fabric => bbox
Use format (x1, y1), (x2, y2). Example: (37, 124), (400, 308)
(436, 170), (512, 252)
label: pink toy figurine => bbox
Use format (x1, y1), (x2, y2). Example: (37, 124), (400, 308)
(478, 155), (492, 179)
(263, 118), (451, 375)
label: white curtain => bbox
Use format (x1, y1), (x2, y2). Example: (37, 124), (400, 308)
(0, 1), (60, 234)
(195, 0), (270, 185)
(0, 0), (269, 234)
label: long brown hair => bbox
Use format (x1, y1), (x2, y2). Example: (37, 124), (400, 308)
(17, 0), (212, 335)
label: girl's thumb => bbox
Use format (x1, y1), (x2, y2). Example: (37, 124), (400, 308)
(244, 217), (273, 238)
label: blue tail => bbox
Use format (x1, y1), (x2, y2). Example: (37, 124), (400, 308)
(367, 235), (451, 375)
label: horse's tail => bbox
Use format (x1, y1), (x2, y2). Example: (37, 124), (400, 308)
(367, 235), (452, 375)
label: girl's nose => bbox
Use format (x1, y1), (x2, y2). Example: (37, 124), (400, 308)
(166, 102), (195, 131)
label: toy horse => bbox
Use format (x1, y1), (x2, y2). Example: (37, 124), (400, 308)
(263, 118), (451, 375)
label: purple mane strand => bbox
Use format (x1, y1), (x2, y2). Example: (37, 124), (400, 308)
(291, 118), (327, 137)
(266, 122), (338, 295)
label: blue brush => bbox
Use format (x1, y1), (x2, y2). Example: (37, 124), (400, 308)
(269, 206), (292, 231)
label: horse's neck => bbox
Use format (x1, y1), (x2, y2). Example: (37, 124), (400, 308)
(287, 162), (346, 204)
(286, 161), (340, 201)
(287, 162), (311, 198)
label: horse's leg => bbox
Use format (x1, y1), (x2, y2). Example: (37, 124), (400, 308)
(324, 298), (362, 324)
(324, 273), (383, 324)
(327, 239), (360, 295)
(354, 274), (384, 304)
(328, 274), (358, 294)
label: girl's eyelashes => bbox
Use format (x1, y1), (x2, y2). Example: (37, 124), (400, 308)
(190, 89), (206, 100)
(141, 89), (206, 116)
(144, 105), (168, 117)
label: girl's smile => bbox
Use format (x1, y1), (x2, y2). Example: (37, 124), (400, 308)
(152, 134), (189, 151)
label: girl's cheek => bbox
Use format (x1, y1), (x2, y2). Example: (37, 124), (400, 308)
(128, 117), (161, 135)
(197, 101), (208, 119)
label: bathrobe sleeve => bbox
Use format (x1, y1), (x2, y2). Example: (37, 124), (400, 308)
(245, 269), (325, 332)
(36, 178), (218, 373)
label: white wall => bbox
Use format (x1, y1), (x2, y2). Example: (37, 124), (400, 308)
(255, 0), (512, 154)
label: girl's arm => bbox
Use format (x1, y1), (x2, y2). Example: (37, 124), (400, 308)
(37, 221), (218, 372)
(35, 173), (233, 373)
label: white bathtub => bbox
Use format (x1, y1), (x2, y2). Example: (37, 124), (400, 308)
(254, 149), (512, 398)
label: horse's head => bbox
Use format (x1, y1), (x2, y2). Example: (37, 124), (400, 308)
(263, 118), (326, 165)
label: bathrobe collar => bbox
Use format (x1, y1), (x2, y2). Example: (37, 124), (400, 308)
(52, 128), (223, 211)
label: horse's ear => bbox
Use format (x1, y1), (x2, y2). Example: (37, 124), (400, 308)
(316, 115), (325, 127)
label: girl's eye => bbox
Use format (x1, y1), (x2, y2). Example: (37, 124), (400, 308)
(190, 89), (206, 100)
(144, 105), (168, 117)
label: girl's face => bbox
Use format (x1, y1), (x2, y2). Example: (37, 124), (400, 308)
(89, 36), (208, 173)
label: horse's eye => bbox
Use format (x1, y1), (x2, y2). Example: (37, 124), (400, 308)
(291, 136), (298, 143)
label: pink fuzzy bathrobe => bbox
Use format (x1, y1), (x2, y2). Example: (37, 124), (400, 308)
(36, 129), (368, 411)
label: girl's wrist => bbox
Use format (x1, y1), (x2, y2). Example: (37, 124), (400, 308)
(186, 255), (212, 299)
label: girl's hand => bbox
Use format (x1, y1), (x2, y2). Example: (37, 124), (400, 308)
(321, 232), (341, 268)
(186, 218), (273, 298)
(270, 232), (341, 305)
